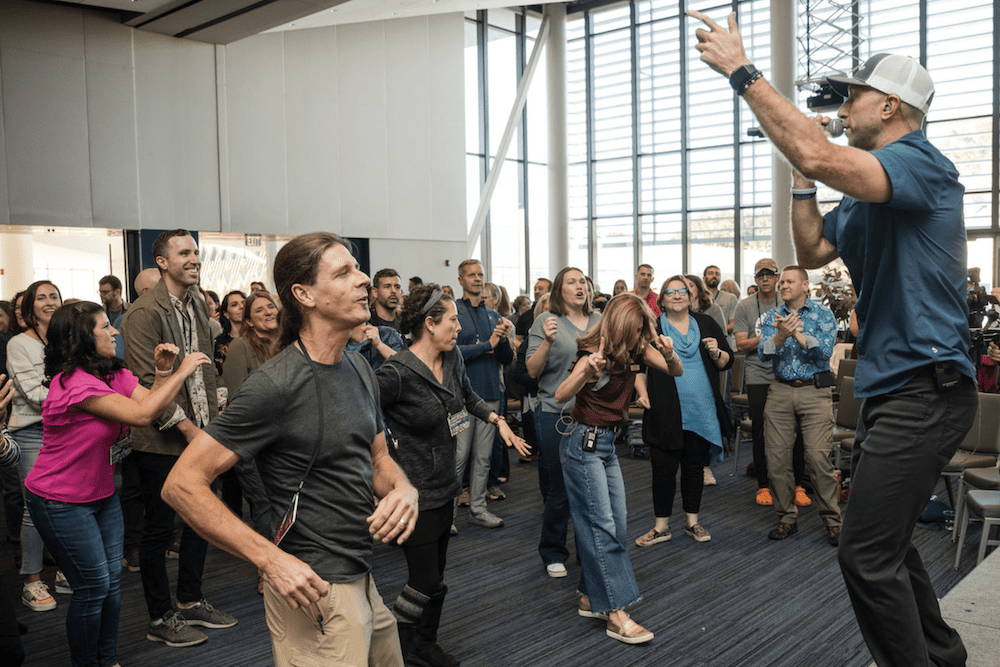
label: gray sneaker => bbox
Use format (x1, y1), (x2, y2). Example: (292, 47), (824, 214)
(147, 611), (207, 647)
(468, 510), (504, 529)
(177, 599), (238, 629)
(486, 485), (507, 500)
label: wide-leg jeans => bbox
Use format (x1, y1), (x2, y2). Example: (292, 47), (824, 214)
(560, 423), (640, 614)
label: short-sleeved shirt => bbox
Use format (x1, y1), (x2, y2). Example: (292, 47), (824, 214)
(527, 311), (602, 413)
(822, 130), (975, 397)
(206, 346), (383, 583)
(733, 294), (779, 385)
(27, 368), (138, 503)
(569, 349), (641, 427)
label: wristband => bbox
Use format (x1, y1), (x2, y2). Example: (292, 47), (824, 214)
(493, 416), (506, 427)
(155, 368), (172, 376)
(729, 64), (761, 96)
(792, 187), (817, 200)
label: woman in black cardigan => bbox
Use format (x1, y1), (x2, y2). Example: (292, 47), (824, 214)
(376, 283), (527, 667)
(636, 275), (733, 547)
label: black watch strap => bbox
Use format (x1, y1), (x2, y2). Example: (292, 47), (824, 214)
(729, 64), (761, 96)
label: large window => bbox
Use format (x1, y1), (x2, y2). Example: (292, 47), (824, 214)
(559, 0), (999, 292)
(466, 9), (549, 296)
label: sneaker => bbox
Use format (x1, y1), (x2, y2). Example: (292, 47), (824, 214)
(21, 580), (56, 612)
(175, 599), (238, 629)
(450, 523), (458, 536)
(519, 454), (538, 463)
(703, 467), (717, 486)
(467, 510), (504, 529)
(147, 611), (207, 647)
(755, 488), (773, 506)
(54, 571), (73, 595)
(606, 616), (654, 645)
(122, 549), (140, 573)
(546, 563), (567, 578)
(486, 486), (506, 501)
(827, 525), (842, 547)
(684, 523), (711, 543)
(794, 486), (812, 507)
(578, 596), (609, 620)
(457, 488), (470, 507)
(635, 528), (671, 547)
(767, 522), (798, 541)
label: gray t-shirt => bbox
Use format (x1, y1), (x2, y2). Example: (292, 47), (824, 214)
(206, 345), (383, 583)
(733, 294), (779, 385)
(527, 311), (601, 413)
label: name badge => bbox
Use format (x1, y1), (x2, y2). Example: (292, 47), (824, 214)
(274, 491), (300, 546)
(448, 410), (471, 437)
(110, 435), (132, 466)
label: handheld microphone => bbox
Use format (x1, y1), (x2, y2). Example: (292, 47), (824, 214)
(747, 117), (843, 138)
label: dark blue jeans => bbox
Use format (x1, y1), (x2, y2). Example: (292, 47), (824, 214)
(534, 408), (571, 566)
(133, 451), (208, 620)
(26, 489), (123, 667)
(838, 373), (976, 667)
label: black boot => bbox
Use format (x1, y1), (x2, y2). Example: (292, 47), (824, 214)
(393, 585), (430, 664)
(409, 585), (460, 667)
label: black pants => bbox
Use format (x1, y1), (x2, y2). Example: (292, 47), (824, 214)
(839, 373), (976, 667)
(748, 383), (806, 488)
(133, 451), (208, 620)
(401, 503), (452, 597)
(118, 454), (144, 555)
(650, 431), (710, 517)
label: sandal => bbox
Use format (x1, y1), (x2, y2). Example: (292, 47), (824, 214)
(635, 528), (671, 547)
(606, 617), (654, 644)
(578, 596), (609, 620)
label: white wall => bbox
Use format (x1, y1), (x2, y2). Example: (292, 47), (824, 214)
(0, 0), (467, 256)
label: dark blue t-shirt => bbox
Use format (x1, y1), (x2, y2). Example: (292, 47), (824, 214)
(822, 130), (974, 398)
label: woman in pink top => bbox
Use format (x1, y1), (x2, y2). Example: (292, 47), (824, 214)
(24, 302), (210, 667)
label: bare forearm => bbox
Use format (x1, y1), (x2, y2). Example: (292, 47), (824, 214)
(736, 335), (760, 354)
(525, 341), (551, 378)
(163, 470), (281, 572)
(372, 451), (410, 500)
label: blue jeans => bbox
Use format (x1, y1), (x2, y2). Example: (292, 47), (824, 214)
(13, 424), (45, 576)
(560, 423), (640, 614)
(26, 489), (123, 667)
(535, 409), (570, 566)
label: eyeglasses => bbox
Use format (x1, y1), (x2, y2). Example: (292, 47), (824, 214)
(663, 288), (689, 296)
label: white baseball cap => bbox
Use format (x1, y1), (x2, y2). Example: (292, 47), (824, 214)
(826, 53), (935, 114)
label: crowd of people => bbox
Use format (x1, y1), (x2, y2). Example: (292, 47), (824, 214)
(1, 229), (860, 665)
(0, 24), (980, 667)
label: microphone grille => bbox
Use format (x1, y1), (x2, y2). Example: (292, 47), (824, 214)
(826, 118), (844, 137)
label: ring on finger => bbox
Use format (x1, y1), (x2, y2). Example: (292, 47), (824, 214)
(399, 518), (407, 528)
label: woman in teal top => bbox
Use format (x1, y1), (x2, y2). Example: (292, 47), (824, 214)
(636, 276), (733, 548)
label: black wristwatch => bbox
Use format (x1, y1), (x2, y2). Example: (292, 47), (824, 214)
(729, 64), (761, 96)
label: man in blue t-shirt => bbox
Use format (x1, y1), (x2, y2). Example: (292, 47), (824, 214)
(691, 12), (976, 667)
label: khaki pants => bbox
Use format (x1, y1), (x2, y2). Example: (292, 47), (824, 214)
(263, 573), (403, 667)
(763, 381), (842, 529)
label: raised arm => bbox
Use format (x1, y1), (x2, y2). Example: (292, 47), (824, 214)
(77, 345), (210, 427)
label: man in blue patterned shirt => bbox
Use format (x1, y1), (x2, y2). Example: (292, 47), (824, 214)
(758, 266), (842, 545)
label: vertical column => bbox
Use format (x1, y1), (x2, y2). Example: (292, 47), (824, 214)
(771, 1), (796, 268)
(546, 3), (569, 274)
(0, 231), (35, 298)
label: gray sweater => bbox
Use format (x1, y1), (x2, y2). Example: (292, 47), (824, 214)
(376, 348), (492, 510)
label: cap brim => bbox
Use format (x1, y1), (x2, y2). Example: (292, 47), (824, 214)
(825, 74), (862, 98)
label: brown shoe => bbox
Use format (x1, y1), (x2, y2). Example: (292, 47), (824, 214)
(827, 525), (841, 547)
(767, 522), (797, 541)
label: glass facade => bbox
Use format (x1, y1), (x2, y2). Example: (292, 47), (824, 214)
(468, 0), (999, 294)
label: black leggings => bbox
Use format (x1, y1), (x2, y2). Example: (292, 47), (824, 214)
(401, 503), (452, 597)
(650, 431), (711, 517)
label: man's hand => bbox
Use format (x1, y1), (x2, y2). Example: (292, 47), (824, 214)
(688, 10), (751, 78)
(775, 313), (806, 349)
(367, 482), (418, 545)
(261, 550), (329, 611)
(988, 341), (1000, 364)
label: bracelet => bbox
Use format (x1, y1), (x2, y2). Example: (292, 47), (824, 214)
(155, 368), (172, 376)
(493, 416), (506, 427)
(792, 187), (817, 200)
(729, 64), (762, 96)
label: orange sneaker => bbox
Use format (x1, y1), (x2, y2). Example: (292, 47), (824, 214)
(795, 486), (812, 507)
(755, 488), (773, 506)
